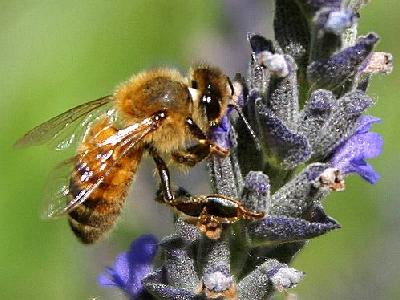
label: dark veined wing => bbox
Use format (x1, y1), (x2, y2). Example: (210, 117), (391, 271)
(14, 95), (113, 149)
(41, 113), (162, 219)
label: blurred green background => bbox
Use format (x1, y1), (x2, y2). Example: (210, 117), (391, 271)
(0, 1), (398, 299)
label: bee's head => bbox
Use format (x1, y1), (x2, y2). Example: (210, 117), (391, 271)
(188, 65), (233, 126)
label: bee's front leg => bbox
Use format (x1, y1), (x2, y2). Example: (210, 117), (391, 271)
(171, 144), (211, 167)
(208, 142), (230, 157)
(184, 117), (230, 158)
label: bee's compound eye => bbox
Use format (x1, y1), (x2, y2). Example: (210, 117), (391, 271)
(191, 80), (198, 89)
(201, 84), (222, 123)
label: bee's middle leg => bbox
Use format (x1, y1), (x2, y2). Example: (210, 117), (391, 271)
(149, 147), (174, 203)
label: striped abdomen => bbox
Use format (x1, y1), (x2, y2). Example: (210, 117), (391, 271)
(67, 117), (144, 243)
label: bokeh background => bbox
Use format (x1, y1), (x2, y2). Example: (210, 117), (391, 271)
(0, 1), (398, 299)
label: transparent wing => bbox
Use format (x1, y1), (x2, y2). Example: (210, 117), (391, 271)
(48, 105), (117, 151)
(41, 156), (81, 220)
(42, 115), (160, 219)
(15, 95), (113, 149)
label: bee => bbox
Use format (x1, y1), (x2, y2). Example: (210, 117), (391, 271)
(16, 65), (260, 244)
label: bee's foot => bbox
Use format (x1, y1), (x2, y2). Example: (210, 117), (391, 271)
(210, 144), (230, 157)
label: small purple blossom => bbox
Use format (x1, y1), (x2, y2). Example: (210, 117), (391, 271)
(209, 106), (235, 149)
(329, 115), (383, 184)
(98, 234), (158, 299)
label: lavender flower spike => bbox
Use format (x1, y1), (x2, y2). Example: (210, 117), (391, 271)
(329, 115), (383, 184)
(98, 234), (158, 299)
(96, 1), (392, 298)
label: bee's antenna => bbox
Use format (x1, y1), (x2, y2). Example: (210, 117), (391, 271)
(228, 103), (261, 151)
(227, 74), (261, 151)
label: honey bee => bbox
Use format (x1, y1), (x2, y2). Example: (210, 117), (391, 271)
(16, 65), (261, 244)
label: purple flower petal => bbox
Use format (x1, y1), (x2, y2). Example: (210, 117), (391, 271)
(350, 158), (381, 184)
(330, 117), (383, 184)
(98, 266), (125, 287)
(355, 115), (381, 134)
(209, 107), (235, 149)
(113, 253), (130, 283)
(98, 234), (158, 299)
(127, 234), (159, 264)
